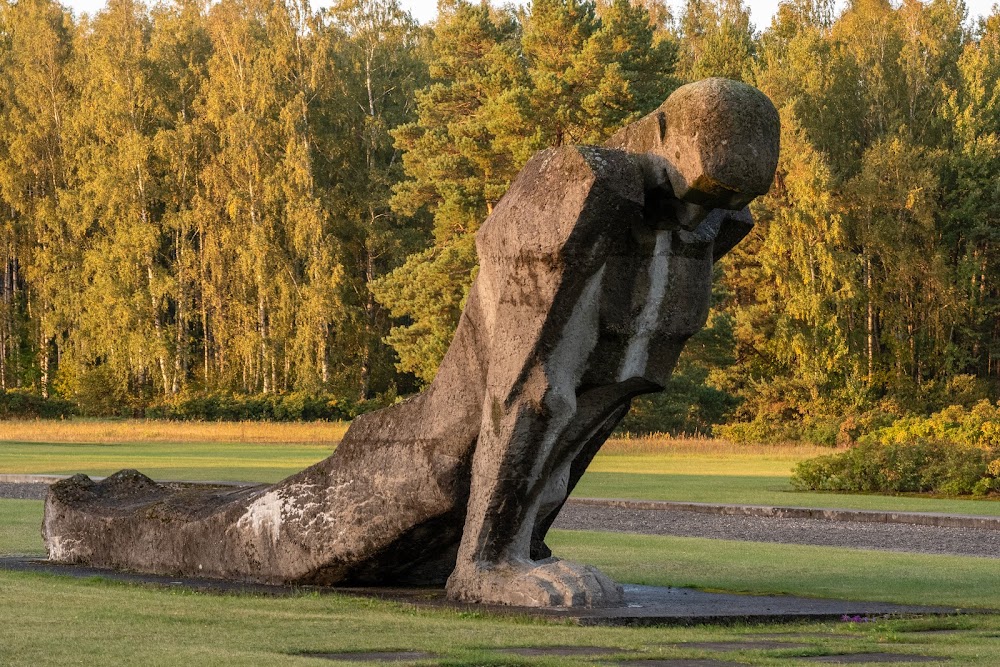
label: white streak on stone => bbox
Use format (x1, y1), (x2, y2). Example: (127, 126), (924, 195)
(47, 535), (83, 561)
(618, 230), (672, 381)
(548, 264), (606, 399)
(237, 490), (284, 544)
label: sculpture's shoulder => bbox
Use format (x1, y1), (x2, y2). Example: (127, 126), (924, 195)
(476, 145), (644, 264)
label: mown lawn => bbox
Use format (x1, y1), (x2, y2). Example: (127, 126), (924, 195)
(0, 440), (332, 482)
(3, 566), (986, 667)
(0, 499), (45, 555)
(1, 498), (996, 666)
(573, 471), (1000, 515)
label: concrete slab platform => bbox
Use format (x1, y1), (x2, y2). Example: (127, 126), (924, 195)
(667, 640), (813, 650)
(498, 646), (634, 657)
(0, 556), (972, 627)
(298, 651), (438, 662)
(614, 661), (746, 667)
(800, 654), (942, 663)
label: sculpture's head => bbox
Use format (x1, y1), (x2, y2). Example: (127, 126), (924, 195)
(606, 77), (780, 231)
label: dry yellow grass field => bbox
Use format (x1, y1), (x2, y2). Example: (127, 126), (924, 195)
(0, 418), (349, 445)
(599, 432), (838, 457)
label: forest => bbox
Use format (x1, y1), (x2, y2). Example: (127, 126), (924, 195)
(0, 0), (998, 441)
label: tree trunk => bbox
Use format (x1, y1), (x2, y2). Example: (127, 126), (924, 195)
(259, 295), (269, 394)
(39, 331), (49, 398)
(173, 229), (185, 395)
(148, 265), (172, 394)
(866, 255), (875, 386)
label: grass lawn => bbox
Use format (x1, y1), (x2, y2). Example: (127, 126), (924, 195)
(573, 471), (1000, 515)
(4, 567), (989, 667)
(0, 499), (46, 555)
(5, 422), (1000, 516)
(0, 440), (333, 482)
(1, 498), (997, 666)
(551, 530), (1000, 609)
(0, 419), (342, 482)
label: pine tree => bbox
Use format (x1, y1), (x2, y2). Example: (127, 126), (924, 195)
(678, 0), (755, 82)
(376, 0), (528, 382)
(379, 0), (677, 383)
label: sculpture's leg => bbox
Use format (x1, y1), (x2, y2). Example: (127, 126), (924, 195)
(44, 288), (493, 585)
(526, 377), (658, 556)
(445, 268), (630, 608)
(529, 398), (633, 559)
(446, 385), (625, 608)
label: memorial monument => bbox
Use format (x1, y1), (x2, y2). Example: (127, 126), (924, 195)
(43, 77), (780, 608)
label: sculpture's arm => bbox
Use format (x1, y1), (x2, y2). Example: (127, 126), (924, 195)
(471, 145), (643, 402)
(713, 206), (754, 262)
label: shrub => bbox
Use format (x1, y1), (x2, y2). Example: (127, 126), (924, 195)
(0, 389), (76, 419)
(74, 366), (131, 417)
(791, 402), (1000, 497)
(712, 375), (855, 446)
(715, 414), (843, 446)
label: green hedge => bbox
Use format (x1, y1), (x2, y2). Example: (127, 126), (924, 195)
(616, 373), (739, 436)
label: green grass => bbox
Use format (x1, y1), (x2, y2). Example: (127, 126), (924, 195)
(586, 450), (806, 476)
(0, 498), (995, 666)
(0, 499), (45, 555)
(5, 429), (999, 665)
(550, 529), (1000, 609)
(3, 568), (984, 667)
(0, 440), (331, 482)
(573, 471), (1000, 515)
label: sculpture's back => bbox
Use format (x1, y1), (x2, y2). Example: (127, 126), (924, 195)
(43, 77), (779, 608)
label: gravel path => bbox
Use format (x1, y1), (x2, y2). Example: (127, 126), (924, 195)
(553, 502), (1000, 558)
(0, 482), (48, 500)
(5, 482), (999, 558)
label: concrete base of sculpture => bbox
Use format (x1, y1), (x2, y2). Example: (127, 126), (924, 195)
(43, 78), (781, 608)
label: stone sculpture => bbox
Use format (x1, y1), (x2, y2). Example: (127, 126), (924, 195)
(43, 77), (780, 608)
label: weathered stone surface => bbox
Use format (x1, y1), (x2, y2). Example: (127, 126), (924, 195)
(607, 77), (780, 211)
(44, 77), (779, 608)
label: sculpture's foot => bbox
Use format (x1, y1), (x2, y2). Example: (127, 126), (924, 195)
(445, 557), (624, 608)
(43, 470), (263, 572)
(44, 466), (468, 586)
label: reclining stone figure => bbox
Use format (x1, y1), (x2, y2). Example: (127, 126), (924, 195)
(44, 77), (780, 608)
